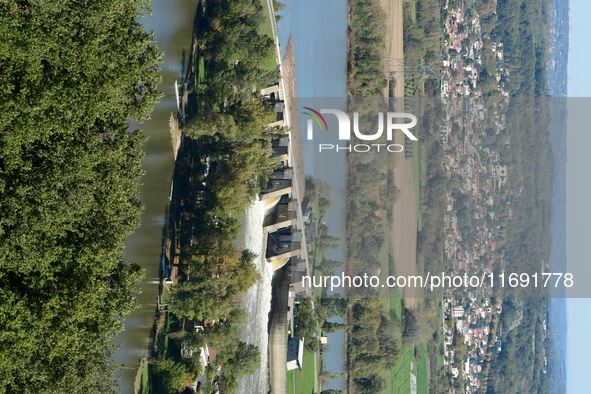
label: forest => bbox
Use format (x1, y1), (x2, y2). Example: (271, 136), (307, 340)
(348, 0), (388, 96)
(492, 0), (550, 97)
(0, 1), (161, 392)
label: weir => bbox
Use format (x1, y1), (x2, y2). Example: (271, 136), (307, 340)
(261, 166), (303, 270)
(271, 257), (291, 271)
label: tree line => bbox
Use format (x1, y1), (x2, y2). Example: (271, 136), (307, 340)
(0, 1), (162, 392)
(348, 0), (388, 97)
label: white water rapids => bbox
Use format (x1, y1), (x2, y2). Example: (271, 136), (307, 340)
(236, 198), (279, 393)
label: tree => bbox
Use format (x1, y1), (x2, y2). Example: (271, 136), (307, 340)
(216, 341), (261, 391)
(318, 259), (343, 275)
(353, 376), (385, 393)
(323, 321), (346, 333)
(0, 0), (162, 391)
(319, 297), (348, 318)
(319, 372), (345, 382)
(152, 358), (195, 394)
(316, 232), (341, 251)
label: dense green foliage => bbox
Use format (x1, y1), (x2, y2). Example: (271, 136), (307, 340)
(293, 297), (348, 354)
(341, 102), (406, 391)
(192, 0), (279, 113)
(414, 99), (446, 276)
(153, 309), (262, 393)
(348, 298), (400, 388)
(346, 101), (400, 280)
(293, 298), (320, 352)
(171, 110), (282, 321)
(483, 299), (551, 393)
(348, 0), (388, 96)
(403, 0), (441, 63)
(402, 0), (443, 96)
(151, 358), (195, 394)
(492, 0), (550, 97)
(0, 1), (161, 392)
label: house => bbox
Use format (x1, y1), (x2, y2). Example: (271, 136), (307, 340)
(452, 306), (465, 318)
(286, 337), (304, 371)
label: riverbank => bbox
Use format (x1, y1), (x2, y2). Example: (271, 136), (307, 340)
(112, 1), (198, 391)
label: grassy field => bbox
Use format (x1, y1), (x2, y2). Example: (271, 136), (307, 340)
(412, 140), (422, 231)
(390, 297), (403, 321)
(287, 369), (295, 394)
(138, 360), (151, 394)
(287, 348), (316, 394)
(390, 345), (430, 394)
(391, 346), (415, 393)
(417, 344), (429, 394)
(198, 58), (205, 82)
(258, 0), (278, 71)
(391, 344), (429, 394)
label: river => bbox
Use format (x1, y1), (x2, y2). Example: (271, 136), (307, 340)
(112, 1), (197, 392)
(277, 1), (349, 391)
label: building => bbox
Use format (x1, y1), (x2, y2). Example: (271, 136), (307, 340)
(286, 337), (304, 371)
(452, 306), (465, 318)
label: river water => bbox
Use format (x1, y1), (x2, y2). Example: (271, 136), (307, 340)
(113, 1), (197, 392)
(236, 200), (278, 393)
(277, 1), (349, 391)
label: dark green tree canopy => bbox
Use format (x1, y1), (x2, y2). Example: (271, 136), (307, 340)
(0, 1), (161, 392)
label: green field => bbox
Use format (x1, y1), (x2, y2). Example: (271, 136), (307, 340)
(390, 297), (403, 321)
(138, 360), (151, 394)
(391, 347), (415, 393)
(417, 344), (429, 394)
(198, 58), (205, 82)
(258, 0), (278, 71)
(287, 349), (316, 394)
(412, 140), (422, 231)
(389, 344), (429, 394)
(287, 369), (294, 394)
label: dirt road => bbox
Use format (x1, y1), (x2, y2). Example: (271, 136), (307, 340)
(380, 0), (419, 308)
